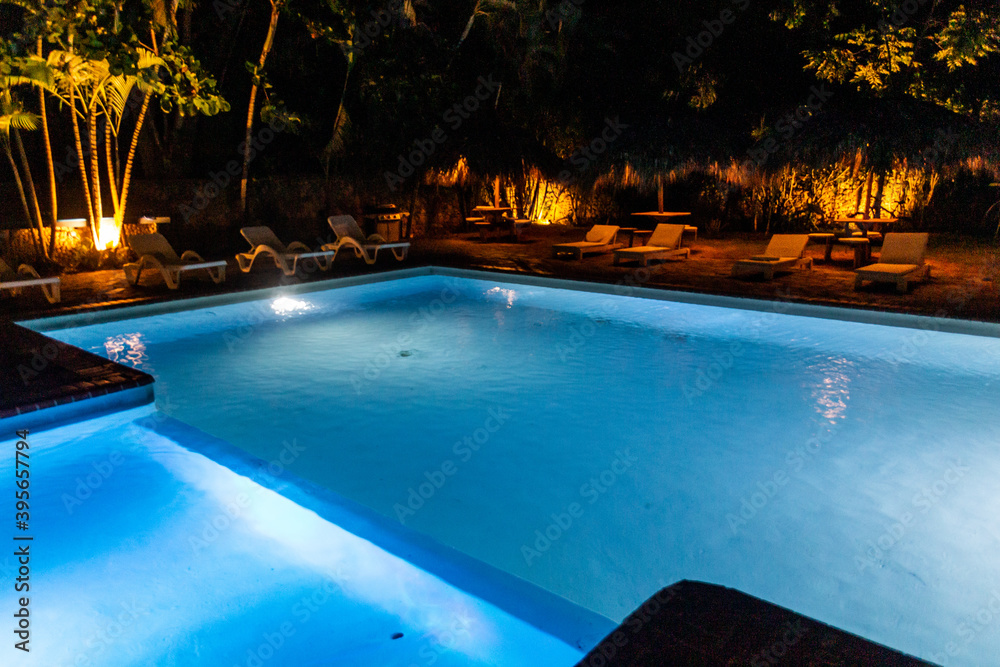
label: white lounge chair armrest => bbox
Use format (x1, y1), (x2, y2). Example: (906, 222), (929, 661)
(256, 244), (282, 257)
(180, 250), (205, 262)
(286, 241), (312, 253)
(367, 233), (387, 243)
(17, 264), (42, 279)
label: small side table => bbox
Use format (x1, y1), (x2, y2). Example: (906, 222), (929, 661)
(838, 237), (871, 268)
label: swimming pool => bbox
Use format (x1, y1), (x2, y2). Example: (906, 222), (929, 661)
(30, 269), (1000, 665)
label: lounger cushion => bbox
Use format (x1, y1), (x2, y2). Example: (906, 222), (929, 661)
(855, 263), (920, 276)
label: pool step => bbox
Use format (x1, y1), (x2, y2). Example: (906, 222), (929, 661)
(0, 322), (154, 432)
(576, 580), (935, 666)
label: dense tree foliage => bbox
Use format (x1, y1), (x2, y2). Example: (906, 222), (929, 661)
(2, 0), (999, 255)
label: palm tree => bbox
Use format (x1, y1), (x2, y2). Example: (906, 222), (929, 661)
(42, 48), (164, 249)
(240, 0), (283, 218)
(0, 90), (46, 260)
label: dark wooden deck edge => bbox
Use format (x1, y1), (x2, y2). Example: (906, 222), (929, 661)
(0, 321), (154, 418)
(576, 580), (936, 666)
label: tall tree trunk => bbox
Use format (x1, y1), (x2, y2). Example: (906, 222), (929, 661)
(407, 184), (418, 238)
(39, 39), (58, 255)
(119, 91), (152, 228)
(69, 81), (98, 244)
(88, 101), (103, 226)
(872, 170), (886, 219)
(240, 0), (280, 218)
(862, 169), (874, 218)
(105, 120), (120, 218)
(3, 144), (42, 260)
(12, 129), (49, 258)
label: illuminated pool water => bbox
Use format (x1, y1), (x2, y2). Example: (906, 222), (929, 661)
(0, 408), (595, 666)
(34, 272), (1000, 665)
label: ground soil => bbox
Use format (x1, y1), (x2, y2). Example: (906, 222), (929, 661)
(3, 227), (997, 324)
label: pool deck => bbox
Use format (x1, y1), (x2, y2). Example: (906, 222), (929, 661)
(578, 581), (933, 666)
(0, 320), (153, 420)
(2, 228), (997, 324)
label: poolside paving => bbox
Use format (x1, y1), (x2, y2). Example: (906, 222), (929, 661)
(2, 227), (997, 323)
(578, 581), (933, 666)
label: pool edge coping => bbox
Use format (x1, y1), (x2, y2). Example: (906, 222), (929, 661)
(20, 264), (1000, 339)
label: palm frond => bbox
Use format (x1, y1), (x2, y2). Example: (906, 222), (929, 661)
(0, 111), (41, 135)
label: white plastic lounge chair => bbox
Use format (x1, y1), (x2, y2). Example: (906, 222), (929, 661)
(237, 226), (339, 276)
(124, 233), (227, 289)
(854, 232), (930, 293)
(731, 234), (813, 280)
(613, 224), (690, 266)
(0, 258), (60, 303)
(551, 225), (621, 260)
(323, 215), (410, 264)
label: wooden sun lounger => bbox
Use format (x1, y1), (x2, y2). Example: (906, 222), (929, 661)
(854, 232), (930, 293)
(731, 234), (813, 280)
(552, 225), (621, 260)
(614, 224), (690, 266)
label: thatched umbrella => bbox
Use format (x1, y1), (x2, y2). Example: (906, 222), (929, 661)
(603, 114), (741, 208)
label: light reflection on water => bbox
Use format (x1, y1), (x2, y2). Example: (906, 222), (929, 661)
(271, 296), (314, 316)
(810, 357), (853, 423)
(104, 333), (150, 370)
(486, 287), (518, 309)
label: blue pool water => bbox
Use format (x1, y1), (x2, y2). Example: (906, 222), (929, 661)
(36, 273), (1000, 665)
(0, 407), (589, 666)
